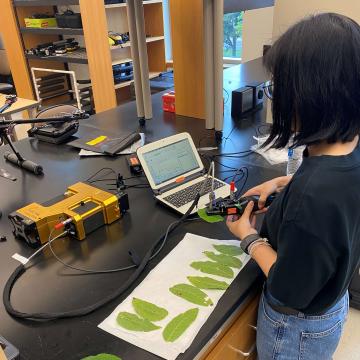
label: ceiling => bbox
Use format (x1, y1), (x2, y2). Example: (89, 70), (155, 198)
(224, 0), (274, 13)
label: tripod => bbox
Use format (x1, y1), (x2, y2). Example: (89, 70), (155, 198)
(0, 111), (89, 175)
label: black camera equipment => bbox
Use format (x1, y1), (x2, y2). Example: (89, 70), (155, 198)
(0, 111), (89, 176)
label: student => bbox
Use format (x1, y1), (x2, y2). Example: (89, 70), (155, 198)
(227, 13), (360, 360)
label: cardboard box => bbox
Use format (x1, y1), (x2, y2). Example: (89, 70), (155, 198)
(24, 18), (57, 28)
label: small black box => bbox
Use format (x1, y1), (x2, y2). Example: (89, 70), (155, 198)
(231, 87), (254, 118)
(246, 81), (265, 108)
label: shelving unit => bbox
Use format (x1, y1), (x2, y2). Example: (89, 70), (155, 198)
(112, 57), (132, 66)
(3, 0), (166, 111)
(20, 27), (84, 35)
(104, 0), (163, 9)
(25, 49), (88, 64)
(110, 36), (165, 50)
(114, 71), (161, 89)
(13, 0), (79, 6)
(106, 0), (166, 103)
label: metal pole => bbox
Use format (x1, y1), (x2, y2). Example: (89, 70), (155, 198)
(127, 0), (145, 121)
(204, 0), (215, 129)
(134, 0), (153, 120)
(214, 0), (224, 132)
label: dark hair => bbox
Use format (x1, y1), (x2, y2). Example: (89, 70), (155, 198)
(264, 13), (360, 148)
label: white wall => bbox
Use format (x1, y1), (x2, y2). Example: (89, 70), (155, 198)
(273, 0), (360, 38)
(266, 0), (360, 123)
(241, 6), (274, 62)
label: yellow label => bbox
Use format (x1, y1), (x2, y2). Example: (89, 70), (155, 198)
(86, 136), (107, 146)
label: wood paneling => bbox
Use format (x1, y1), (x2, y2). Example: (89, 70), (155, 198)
(0, 0), (35, 100)
(144, 3), (165, 37)
(204, 295), (259, 360)
(0, 346), (6, 360)
(147, 41), (166, 72)
(80, 0), (117, 113)
(169, 0), (205, 119)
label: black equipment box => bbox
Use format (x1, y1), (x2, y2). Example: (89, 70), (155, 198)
(247, 81), (265, 109)
(28, 120), (79, 144)
(231, 87), (254, 117)
(231, 82), (265, 118)
(55, 10), (82, 28)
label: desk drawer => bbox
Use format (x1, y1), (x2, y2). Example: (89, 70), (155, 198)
(205, 296), (259, 360)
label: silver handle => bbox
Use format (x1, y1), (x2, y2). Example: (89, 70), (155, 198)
(228, 343), (256, 357)
(228, 324), (257, 358)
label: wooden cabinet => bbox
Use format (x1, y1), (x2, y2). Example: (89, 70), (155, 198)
(202, 294), (260, 360)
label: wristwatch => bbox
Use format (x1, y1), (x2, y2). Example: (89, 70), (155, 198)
(240, 233), (263, 254)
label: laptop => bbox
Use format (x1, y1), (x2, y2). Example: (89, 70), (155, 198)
(137, 132), (231, 214)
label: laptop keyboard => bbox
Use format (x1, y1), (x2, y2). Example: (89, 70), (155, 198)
(163, 178), (225, 208)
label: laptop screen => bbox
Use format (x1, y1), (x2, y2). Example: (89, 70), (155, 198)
(142, 138), (200, 186)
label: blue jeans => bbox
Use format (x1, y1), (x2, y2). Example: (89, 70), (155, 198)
(256, 288), (349, 360)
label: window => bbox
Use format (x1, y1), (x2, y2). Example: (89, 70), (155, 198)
(223, 12), (244, 60)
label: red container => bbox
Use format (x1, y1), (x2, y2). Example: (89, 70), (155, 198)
(162, 91), (176, 113)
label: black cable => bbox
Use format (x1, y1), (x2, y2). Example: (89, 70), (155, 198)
(85, 168), (117, 183)
(235, 167), (249, 197)
(3, 194), (201, 321)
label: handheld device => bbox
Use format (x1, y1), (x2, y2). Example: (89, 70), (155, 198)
(206, 194), (276, 217)
(127, 154), (142, 174)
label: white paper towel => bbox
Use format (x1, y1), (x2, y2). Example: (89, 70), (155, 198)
(98, 233), (250, 360)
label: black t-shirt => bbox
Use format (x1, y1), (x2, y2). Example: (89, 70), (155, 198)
(260, 143), (360, 314)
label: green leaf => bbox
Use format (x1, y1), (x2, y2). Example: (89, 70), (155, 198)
(81, 354), (121, 360)
(116, 312), (160, 332)
(132, 298), (168, 322)
(191, 261), (234, 279)
(187, 276), (229, 290)
(163, 308), (199, 342)
(204, 251), (242, 268)
(169, 283), (213, 306)
(213, 244), (243, 256)
(197, 208), (224, 223)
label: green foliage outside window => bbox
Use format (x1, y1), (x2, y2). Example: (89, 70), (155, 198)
(223, 12), (244, 58)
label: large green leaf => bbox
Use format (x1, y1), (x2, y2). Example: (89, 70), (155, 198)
(81, 354), (121, 360)
(204, 251), (242, 268)
(169, 283), (213, 306)
(213, 244), (243, 256)
(163, 308), (199, 342)
(197, 208), (224, 223)
(132, 298), (168, 322)
(191, 261), (234, 278)
(116, 312), (160, 332)
(187, 276), (229, 290)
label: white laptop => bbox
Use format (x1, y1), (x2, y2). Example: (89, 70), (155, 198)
(137, 132), (231, 214)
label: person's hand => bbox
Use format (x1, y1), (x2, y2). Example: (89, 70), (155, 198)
(226, 201), (258, 240)
(242, 176), (291, 212)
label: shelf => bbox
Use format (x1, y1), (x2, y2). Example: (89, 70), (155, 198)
(105, 0), (162, 9)
(26, 49), (88, 64)
(14, 0), (79, 6)
(105, 2), (127, 8)
(20, 27), (84, 35)
(114, 71), (161, 89)
(112, 57), (132, 65)
(111, 36), (164, 50)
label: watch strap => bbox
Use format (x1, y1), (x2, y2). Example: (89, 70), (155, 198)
(240, 233), (262, 254)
